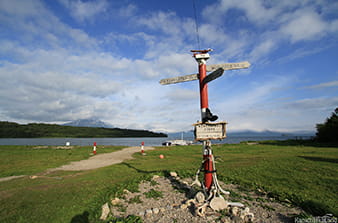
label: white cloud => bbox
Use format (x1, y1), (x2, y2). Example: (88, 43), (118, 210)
(166, 88), (199, 102)
(0, 0), (337, 133)
(280, 10), (327, 42)
(58, 0), (109, 23)
(304, 81), (338, 89)
(118, 3), (137, 17)
(285, 97), (338, 110)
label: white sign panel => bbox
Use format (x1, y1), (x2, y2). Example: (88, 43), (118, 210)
(194, 122), (227, 141)
(206, 61), (250, 72)
(159, 73), (198, 85)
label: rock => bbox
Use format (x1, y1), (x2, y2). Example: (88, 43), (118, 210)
(138, 211), (145, 217)
(231, 215), (243, 223)
(169, 172), (178, 177)
(243, 207), (250, 213)
(159, 207), (166, 213)
(145, 209), (153, 217)
(123, 189), (130, 194)
(111, 198), (121, 205)
(210, 197), (228, 211)
(181, 180), (189, 185)
(220, 216), (232, 223)
(152, 207), (159, 214)
(231, 206), (239, 216)
(195, 191), (205, 203)
(152, 175), (160, 180)
(244, 213), (254, 222)
(99, 203), (110, 220)
(240, 207), (250, 219)
(228, 202), (245, 208)
(180, 204), (188, 209)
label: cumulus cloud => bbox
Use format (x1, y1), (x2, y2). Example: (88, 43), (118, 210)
(201, 0), (338, 63)
(58, 0), (109, 22)
(0, 0), (337, 133)
(280, 10), (327, 42)
(304, 81), (338, 89)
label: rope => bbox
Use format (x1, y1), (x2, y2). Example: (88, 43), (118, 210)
(192, 0), (201, 49)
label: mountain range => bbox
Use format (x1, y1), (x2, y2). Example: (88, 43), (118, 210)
(64, 119), (315, 137)
(167, 129), (315, 139)
(63, 118), (113, 128)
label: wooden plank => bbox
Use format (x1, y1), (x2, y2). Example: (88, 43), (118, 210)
(206, 61), (250, 72)
(202, 68), (224, 85)
(159, 73), (198, 85)
(193, 122), (227, 141)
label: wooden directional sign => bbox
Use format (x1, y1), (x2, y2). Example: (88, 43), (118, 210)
(202, 68), (224, 85)
(194, 122), (227, 141)
(206, 61), (250, 72)
(160, 62), (250, 85)
(159, 73), (198, 85)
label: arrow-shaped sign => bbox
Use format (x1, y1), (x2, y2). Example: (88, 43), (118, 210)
(202, 68), (224, 85)
(206, 61), (250, 72)
(159, 73), (198, 85)
(159, 61), (251, 85)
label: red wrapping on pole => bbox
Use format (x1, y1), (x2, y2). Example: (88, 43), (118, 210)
(203, 154), (213, 190)
(199, 63), (209, 110)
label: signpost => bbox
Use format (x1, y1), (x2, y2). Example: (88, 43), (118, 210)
(194, 122), (227, 141)
(159, 73), (198, 85)
(206, 61), (250, 72)
(159, 49), (250, 203)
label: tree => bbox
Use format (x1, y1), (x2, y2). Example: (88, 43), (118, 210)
(316, 108), (338, 142)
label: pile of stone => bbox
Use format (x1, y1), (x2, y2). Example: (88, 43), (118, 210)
(99, 171), (255, 223)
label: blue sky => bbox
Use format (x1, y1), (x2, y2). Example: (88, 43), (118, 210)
(0, 0), (337, 133)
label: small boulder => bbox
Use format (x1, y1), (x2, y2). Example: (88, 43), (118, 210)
(111, 198), (121, 206)
(145, 209), (153, 217)
(99, 203), (110, 220)
(169, 172), (178, 177)
(231, 206), (239, 216)
(152, 208), (159, 214)
(210, 197), (228, 211)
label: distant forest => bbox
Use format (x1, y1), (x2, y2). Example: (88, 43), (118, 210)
(0, 121), (167, 138)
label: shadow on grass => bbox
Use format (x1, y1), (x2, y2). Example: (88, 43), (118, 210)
(121, 162), (160, 174)
(300, 200), (332, 217)
(298, 156), (338, 164)
(259, 139), (338, 148)
(70, 211), (89, 223)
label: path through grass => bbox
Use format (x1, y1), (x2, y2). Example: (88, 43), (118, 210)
(0, 142), (337, 222)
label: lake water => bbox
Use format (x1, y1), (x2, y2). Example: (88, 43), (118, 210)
(0, 135), (310, 147)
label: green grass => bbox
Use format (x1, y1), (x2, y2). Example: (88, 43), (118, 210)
(0, 141), (337, 223)
(144, 189), (163, 199)
(0, 145), (124, 177)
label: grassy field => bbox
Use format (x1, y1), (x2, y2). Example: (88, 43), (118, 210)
(0, 141), (337, 222)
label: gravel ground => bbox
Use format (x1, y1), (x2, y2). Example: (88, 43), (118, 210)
(106, 174), (303, 223)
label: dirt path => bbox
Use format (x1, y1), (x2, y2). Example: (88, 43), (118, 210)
(0, 146), (155, 182)
(49, 146), (155, 171)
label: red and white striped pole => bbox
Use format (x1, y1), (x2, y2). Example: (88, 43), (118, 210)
(192, 49), (214, 192)
(141, 141), (145, 155)
(93, 142), (97, 155)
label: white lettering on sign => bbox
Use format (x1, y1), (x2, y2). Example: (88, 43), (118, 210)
(206, 61), (250, 72)
(159, 73), (198, 85)
(193, 122), (227, 141)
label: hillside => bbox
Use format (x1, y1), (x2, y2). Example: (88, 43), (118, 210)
(0, 121), (167, 138)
